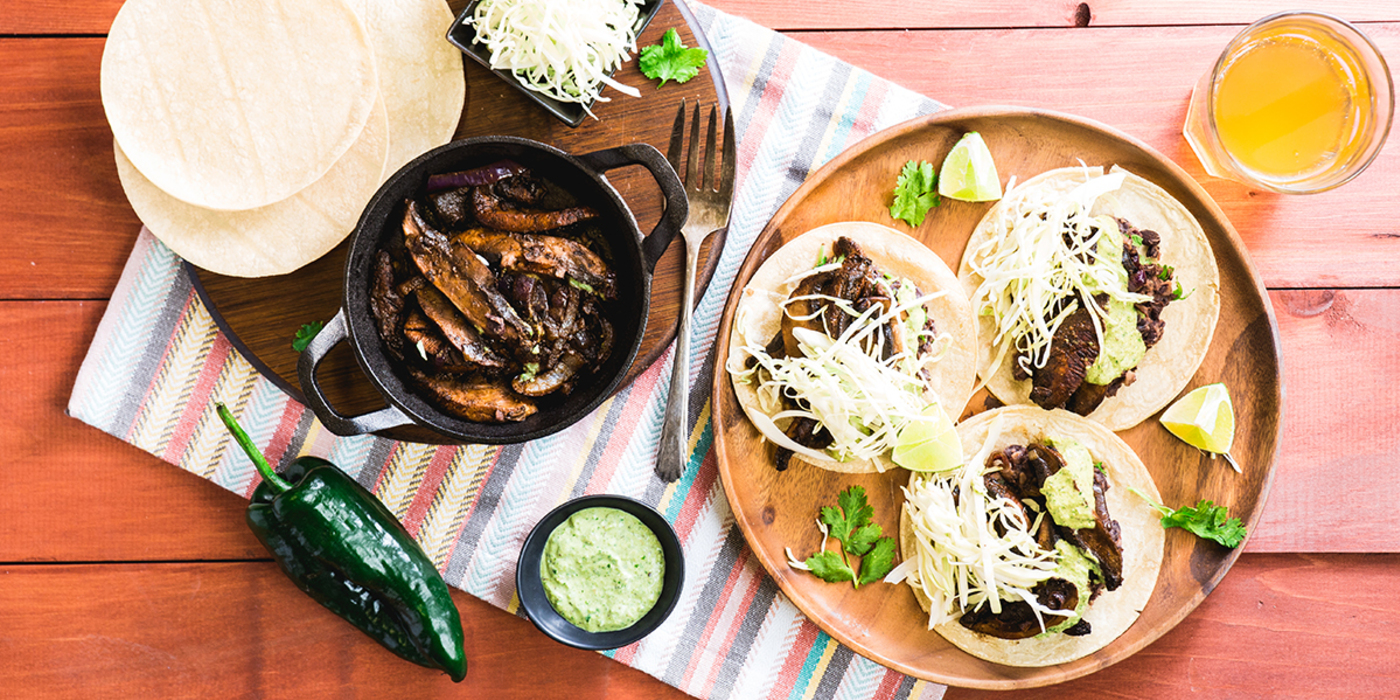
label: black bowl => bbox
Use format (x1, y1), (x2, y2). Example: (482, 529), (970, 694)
(447, 0), (666, 127)
(298, 136), (686, 443)
(516, 495), (684, 650)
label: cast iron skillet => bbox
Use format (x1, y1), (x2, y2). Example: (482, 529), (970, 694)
(298, 136), (687, 444)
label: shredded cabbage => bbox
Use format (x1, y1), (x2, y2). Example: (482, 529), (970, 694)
(726, 274), (953, 469)
(883, 416), (1065, 629)
(466, 0), (644, 114)
(967, 167), (1153, 381)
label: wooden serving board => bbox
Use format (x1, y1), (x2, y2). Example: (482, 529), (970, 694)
(193, 0), (726, 443)
(710, 107), (1283, 688)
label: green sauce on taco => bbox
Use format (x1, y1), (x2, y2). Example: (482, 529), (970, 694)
(959, 166), (1221, 431)
(889, 406), (1164, 667)
(726, 221), (979, 474)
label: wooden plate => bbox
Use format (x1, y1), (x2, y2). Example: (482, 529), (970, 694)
(710, 106), (1282, 689)
(191, 0), (726, 444)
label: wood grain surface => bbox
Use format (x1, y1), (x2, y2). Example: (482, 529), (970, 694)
(3, 0), (1399, 697)
(711, 108), (1281, 688)
(0, 562), (691, 698)
(3, 553), (1391, 698)
(712, 0), (1400, 30)
(6, 0), (1397, 34)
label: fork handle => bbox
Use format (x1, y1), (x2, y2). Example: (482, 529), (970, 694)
(655, 237), (700, 482)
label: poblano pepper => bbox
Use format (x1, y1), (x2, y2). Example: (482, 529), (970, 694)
(217, 403), (467, 682)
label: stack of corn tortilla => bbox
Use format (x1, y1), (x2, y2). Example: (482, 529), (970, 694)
(102, 0), (466, 277)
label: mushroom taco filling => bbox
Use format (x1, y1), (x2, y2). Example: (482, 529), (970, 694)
(726, 222), (978, 473)
(887, 406), (1163, 667)
(369, 162), (619, 423)
(960, 166), (1220, 431)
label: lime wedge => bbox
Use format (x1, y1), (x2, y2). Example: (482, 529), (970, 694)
(1160, 383), (1239, 471)
(892, 404), (962, 472)
(938, 132), (1002, 202)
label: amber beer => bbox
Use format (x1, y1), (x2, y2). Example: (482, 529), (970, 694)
(1183, 12), (1393, 194)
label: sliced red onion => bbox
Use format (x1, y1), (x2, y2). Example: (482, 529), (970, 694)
(425, 160), (528, 192)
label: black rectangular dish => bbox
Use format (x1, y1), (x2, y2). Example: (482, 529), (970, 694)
(447, 0), (666, 127)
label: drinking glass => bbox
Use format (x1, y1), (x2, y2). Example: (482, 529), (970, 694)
(1183, 11), (1394, 194)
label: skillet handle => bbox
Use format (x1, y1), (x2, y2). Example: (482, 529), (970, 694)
(576, 143), (688, 273)
(297, 309), (414, 436)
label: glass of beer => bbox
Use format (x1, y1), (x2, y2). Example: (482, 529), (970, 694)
(1183, 11), (1393, 194)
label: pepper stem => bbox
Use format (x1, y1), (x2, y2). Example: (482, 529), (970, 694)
(216, 402), (292, 493)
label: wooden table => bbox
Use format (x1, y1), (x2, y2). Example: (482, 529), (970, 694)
(3, 1), (1397, 697)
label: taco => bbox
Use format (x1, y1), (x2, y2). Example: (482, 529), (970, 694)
(889, 406), (1163, 667)
(959, 166), (1220, 431)
(725, 221), (978, 473)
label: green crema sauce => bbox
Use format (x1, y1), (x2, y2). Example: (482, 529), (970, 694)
(540, 507), (665, 632)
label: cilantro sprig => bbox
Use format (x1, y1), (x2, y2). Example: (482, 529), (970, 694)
(888, 160), (941, 228)
(787, 486), (898, 587)
(1130, 488), (1247, 548)
(291, 321), (325, 353)
(639, 28), (709, 87)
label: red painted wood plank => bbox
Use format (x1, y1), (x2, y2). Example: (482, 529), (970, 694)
(4, 0), (1398, 35)
(0, 0), (122, 34)
(1, 554), (1391, 698)
(0, 561), (691, 699)
(0, 301), (257, 563)
(709, 0), (1400, 31)
(1251, 290), (1400, 552)
(0, 37), (138, 300)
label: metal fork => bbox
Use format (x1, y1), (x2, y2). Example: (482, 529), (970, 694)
(654, 101), (736, 482)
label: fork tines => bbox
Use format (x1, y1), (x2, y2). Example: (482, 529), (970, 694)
(666, 100), (735, 198)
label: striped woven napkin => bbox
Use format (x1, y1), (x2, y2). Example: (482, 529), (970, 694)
(69, 5), (949, 699)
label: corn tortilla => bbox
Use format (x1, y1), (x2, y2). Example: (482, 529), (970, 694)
(115, 99), (389, 278)
(102, 0), (379, 211)
(348, 0), (465, 172)
(958, 166), (1221, 431)
(728, 221), (978, 473)
(900, 406), (1164, 667)
(109, 0), (466, 277)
